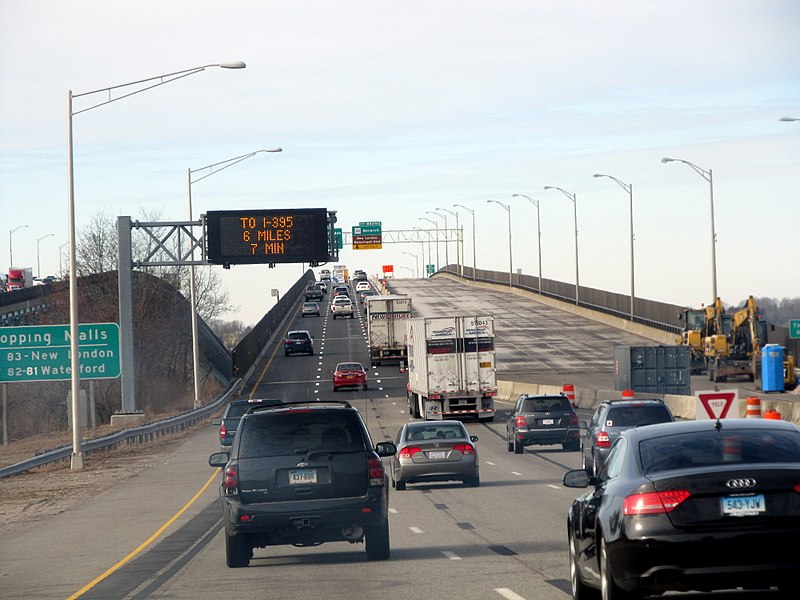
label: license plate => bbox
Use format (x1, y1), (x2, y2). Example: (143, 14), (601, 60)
(722, 494), (765, 516)
(289, 468), (318, 485)
(542, 418), (554, 425)
(427, 450), (447, 460)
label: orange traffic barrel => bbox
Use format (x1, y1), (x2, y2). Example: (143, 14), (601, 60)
(763, 409), (782, 420)
(562, 383), (576, 408)
(745, 396), (762, 418)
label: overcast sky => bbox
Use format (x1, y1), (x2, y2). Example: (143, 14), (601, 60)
(2, 1), (798, 326)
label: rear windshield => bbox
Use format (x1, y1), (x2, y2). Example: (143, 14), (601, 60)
(238, 411), (367, 458)
(605, 406), (672, 427)
(226, 400), (282, 419)
(522, 397), (571, 412)
(406, 424), (466, 441)
(337, 363), (363, 371)
(640, 429), (800, 472)
(288, 332), (310, 340)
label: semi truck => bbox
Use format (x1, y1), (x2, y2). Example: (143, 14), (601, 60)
(365, 294), (412, 367)
(332, 264), (349, 283)
(6, 267), (33, 291)
(405, 315), (497, 421)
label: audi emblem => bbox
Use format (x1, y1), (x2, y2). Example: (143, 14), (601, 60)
(726, 478), (756, 489)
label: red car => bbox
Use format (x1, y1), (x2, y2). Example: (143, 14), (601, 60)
(333, 362), (368, 392)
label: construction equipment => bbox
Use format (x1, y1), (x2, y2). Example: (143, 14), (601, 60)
(677, 297), (724, 374)
(701, 296), (797, 390)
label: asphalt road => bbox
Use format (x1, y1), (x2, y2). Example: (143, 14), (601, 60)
(0, 278), (786, 599)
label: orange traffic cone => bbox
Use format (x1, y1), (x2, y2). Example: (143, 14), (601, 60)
(763, 409), (782, 420)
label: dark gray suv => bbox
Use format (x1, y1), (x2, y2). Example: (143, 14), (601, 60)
(579, 397), (675, 476)
(209, 400), (397, 568)
(506, 394), (580, 453)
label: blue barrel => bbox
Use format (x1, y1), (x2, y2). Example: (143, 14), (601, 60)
(761, 344), (785, 393)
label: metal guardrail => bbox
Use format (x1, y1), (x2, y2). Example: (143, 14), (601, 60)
(0, 379), (242, 479)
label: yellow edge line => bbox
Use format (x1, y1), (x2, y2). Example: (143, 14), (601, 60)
(66, 468), (221, 600)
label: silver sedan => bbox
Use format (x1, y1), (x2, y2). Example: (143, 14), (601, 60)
(390, 420), (479, 489)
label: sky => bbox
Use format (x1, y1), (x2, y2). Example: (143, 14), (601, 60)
(1, 1), (799, 327)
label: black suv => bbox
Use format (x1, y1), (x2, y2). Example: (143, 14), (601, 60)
(212, 398), (283, 447)
(209, 401), (397, 567)
(284, 330), (313, 356)
(579, 397), (674, 476)
(304, 285), (324, 301)
(506, 394), (580, 453)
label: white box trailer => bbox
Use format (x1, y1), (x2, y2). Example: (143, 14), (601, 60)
(366, 294), (412, 366)
(406, 315), (497, 421)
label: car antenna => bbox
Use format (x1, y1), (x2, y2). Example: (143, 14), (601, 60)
(714, 418), (723, 431)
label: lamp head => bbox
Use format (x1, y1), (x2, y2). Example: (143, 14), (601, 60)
(260, 147), (283, 153)
(543, 186), (553, 190)
(219, 61), (246, 69)
(593, 173), (603, 178)
(661, 157), (673, 163)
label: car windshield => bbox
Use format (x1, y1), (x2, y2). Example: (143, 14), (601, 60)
(639, 429), (800, 472)
(522, 397), (570, 412)
(406, 424), (466, 441)
(239, 411), (367, 457)
(606, 406), (671, 427)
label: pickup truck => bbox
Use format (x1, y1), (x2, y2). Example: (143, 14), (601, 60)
(331, 297), (354, 319)
(304, 286), (324, 301)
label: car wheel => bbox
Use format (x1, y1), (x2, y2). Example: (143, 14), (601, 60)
(225, 531), (251, 568)
(514, 439), (524, 454)
(395, 478), (406, 491)
(600, 536), (634, 600)
(284, 351), (289, 357)
(563, 440), (580, 452)
(365, 522), (390, 560)
(507, 436), (514, 452)
(570, 531), (599, 599)
(581, 450), (593, 476)
(464, 475), (480, 487)
(362, 384), (368, 391)
(592, 454), (601, 478)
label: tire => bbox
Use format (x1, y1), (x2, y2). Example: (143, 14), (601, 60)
(465, 475), (480, 487)
(333, 387), (338, 392)
(395, 478), (406, 491)
(284, 351), (289, 357)
(563, 440), (580, 452)
(365, 522), (390, 560)
(362, 384), (368, 391)
(600, 536), (635, 600)
(507, 436), (514, 452)
(514, 439), (524, 454)
(225, 531), (251, 568)
(570, 531), (599, 600)
(581, 449), (592, 476)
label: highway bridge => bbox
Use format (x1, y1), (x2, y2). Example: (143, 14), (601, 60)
(0, 272), (795, 599)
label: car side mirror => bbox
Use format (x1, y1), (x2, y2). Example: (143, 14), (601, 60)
(470, 435), (479, 443)
(375, 441), (397, 457)
(562, 468), (590, 488)
(209, 451), (230, 468)
(578, 420), (588, 429)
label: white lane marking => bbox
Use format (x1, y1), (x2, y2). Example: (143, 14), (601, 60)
(485, 461), (496, 466)
(392, 402), (397, 406)
(547, 484), (560, 490)
(494, 589), (527, 600)
(317, 368), (321, 371)
(376, 379), (382, 383)
(409, 526), (424, 534)
(511, 471), (523, 476)
(442, 550), (461, 560)
(389, 508), (399, 514)
(316, 375), (320, 379)
(315, 382), (319, 386)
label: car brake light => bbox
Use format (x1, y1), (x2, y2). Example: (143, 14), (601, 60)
(222, 465), (239, 495)
(623, 490), (690, 515)
(219, 423), (227, 441)
(795, 484), (800, 494)
(368, 456), (385, 487)
(453, 443), (475, 455)
(514, 416), (527, 427)
(595, 431), (611, 448)
(398, 446), (422, 458)
(568, 413), (579, 425)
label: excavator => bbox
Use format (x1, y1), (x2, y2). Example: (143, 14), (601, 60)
(677, 297), (724, 375)
(704, 296), (797, 390)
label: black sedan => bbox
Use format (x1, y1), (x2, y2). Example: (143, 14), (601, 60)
(562, 418), (800, 599)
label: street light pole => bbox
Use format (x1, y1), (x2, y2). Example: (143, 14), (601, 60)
(36, 234), (55, 279)
(67, 61), (245, 470)
(593, 174), (635, 319)
(9, 225), (28, 267)
(453, 204), (476, 281)
(511, 194), (542, 294)
(661, 157), (717, 301)
(188, 148), (282, 409)
(402, 251), (419, 278)
(436, 207), (460, 275)
(419, 217), (439, 271)
(427, 211), (447, 269)
(487, 200), (512, 286)
(544, 186), (579, 305)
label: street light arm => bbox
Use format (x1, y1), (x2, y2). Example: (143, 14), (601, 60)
(487, 199), (509, 211)
(511, 193), (539, 208)
(593, 173), (631, 193)
(543, 186), (576, 203)
(71, 62), (246, 115)
(190, 148), (282, 184)
(436, 207), (458, 218)
(661, 157), (710, 182)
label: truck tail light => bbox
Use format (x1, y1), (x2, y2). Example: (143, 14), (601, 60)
(368, 456), (385, 487)
(222, 465), (239, 495)
(623, 490), (690, 515)
(595, 431), (611, 448)
(453, 443), (475, 455)
(398, 446), (421, 459)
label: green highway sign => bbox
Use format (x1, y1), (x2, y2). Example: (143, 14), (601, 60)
(426, 264), (435, 275)
(0, 323), (121, 383)
(334, 228), (343, 249)
(791, 319), (800, 340)
(352, 223), (381, 236)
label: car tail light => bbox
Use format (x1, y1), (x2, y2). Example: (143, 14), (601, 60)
(514, 416), (527, 428)
(368, 456), (385, 487)
(453, 443), (475, 455)
(595, 431), (611, 448)
(222, 465), (239, 495)
(795, 484), (800, 494)
(623, 489), (690, 515)
(568, 412), (579, 426)
(219, 422), (227, 442)
(398, 446), (422, 459)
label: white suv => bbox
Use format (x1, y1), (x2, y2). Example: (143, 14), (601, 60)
(331, 296), (354, 319)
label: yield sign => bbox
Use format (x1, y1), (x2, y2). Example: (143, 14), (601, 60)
(695, 389), (739, 420)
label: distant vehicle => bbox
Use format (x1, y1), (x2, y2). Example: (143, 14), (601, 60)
(355, 281), (371, 292)
(332, 285), (350, 298)
(366, 294), (411, 367)
(211, 398), (283, 447)
(319, 269), (331, 281)
(304, 286), (324, 301)
(506, 394), (580, 453)
(301, 302), (320, 318)
(332, 362), (368, 392)
(6, 267), (33, 291)
(358, 289), (377, 304)
(580, 397), (675, 476)
(331, 296), (354, 319)
(563, 418), (800, 598)
(40, 275), (57, 285)
(390, 420), (479, 490)
(284, 330), (313, 356)
(312, 281), (327, 294)
(332, 264), (348, 283)
(208, 400), (397, 567)
(352, 270), (367, 282)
